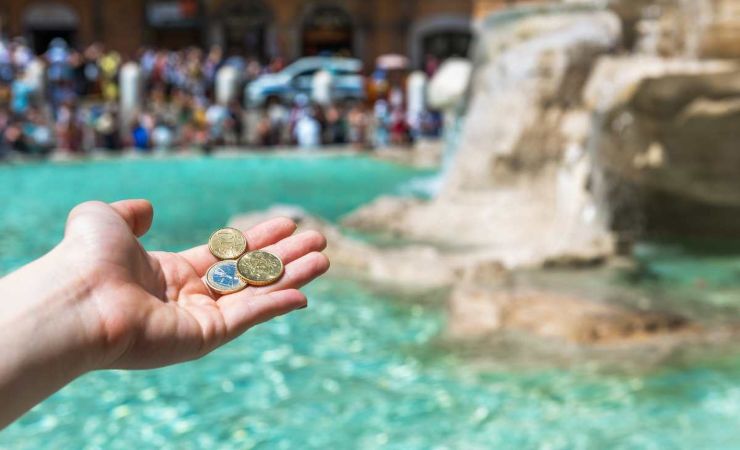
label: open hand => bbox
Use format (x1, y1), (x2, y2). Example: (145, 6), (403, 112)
(62, 200), (329, 370)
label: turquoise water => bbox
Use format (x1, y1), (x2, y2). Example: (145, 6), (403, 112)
(2, 155), (740, 449)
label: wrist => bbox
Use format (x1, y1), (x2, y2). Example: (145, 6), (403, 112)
(0, 241), (107, 428)
(0, 240), (102, 376)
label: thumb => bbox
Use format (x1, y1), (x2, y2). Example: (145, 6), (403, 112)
(109, 199), (154, 237)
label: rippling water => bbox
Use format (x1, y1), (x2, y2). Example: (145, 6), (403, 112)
(2, 155), (740, 449)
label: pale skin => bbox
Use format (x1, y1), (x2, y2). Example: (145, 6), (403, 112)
(0, 199), (329, 429)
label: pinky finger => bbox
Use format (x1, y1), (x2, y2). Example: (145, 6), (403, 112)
(218, 289), (308, 339)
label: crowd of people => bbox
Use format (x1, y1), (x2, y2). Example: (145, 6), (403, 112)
(0, 36), (443, 159)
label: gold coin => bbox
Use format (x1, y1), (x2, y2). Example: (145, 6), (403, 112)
(208, 227), (248, 260)
(237, 251), (284, 286)
(204, 260), (247, 295)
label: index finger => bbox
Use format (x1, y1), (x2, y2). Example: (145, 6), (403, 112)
(179, 217), (297, 274)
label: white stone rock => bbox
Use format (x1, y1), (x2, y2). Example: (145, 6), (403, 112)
(427, 58), (472, 111)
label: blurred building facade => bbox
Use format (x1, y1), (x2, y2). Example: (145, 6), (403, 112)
(0, 0), (538, 66)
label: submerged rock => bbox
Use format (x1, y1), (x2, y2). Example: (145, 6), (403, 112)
(229, 206), (457, 290)
(447, 283), (698, 344)
(230, 206), (704, 347)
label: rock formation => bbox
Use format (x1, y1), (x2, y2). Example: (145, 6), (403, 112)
(233, 1), (740, 348)
(584, 56), (740, 236)
(446, 283), (697, 344)
(346, 3), (621, 268)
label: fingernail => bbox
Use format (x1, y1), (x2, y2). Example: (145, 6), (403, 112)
(298, 303), (308, 310)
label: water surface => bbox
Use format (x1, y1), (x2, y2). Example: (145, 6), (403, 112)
(1, 155), (740, 449)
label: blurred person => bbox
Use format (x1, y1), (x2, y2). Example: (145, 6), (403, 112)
(0, 199), (328, 429)
(45, 39), (75, 117)
(294, 108), (321, 150)
(171, 88), (193, 127)
(95, 104), (121, 151)
(324, 103), (346, 145)
(139, 47), (157, 81)
(23, 106), (54, 155)
(406, 109), (422, 143)
(184, 47), (207, 98)
(0, 39), (14, 88)
(389, 85), (404, 110)
(99, 50), (121, 101)
(185, 97), (210, 152)
(390, 106), (410, 146)
(203, 45), (224, 91)
(131, 113), (154, 152)
(268, 57), (285, 74)
(255, 109), (273, 147)
(80, 103), (104, 151)
(205, 100), (228, 146)
(151, 118), (175, 152)
(10, 67), (34, 115)
(347, 102), (370, 149)
(424, 54), (440, 77)
(146, 85), (178, 126)
(0, 108), (10, 157)
(245, 58), (263, 83)
(226, 99), (245, 145)
(10, 38), (33, 72)
(82, 43), (104, 97)
(268, 96), (290, 146)
(373, 99), (390, 148)
(3, 115), (28, 153)
(368, 68), (388, 104)
(55, 100), (82, 153)
(312, 103), (327, 139)
(420, 109), (443, 138)
(147, 50), (169, 91)
(69, 49), (87, 97)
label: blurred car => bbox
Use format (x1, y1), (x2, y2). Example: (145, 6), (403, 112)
(246, 57), (364, 106)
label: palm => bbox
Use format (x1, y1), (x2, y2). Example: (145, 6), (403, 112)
(64, 200), (328, 370)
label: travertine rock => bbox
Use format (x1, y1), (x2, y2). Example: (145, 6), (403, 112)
(229, 206), (456, 289)
(447, 283), (698, 344)
(345, 5), (620, 269)
(584, 55), (740, 235)
(426, 58), (473, 111)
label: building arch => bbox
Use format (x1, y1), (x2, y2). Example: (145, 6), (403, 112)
(218, 0), (275, 61)
(23, 1), (80, 53)
(300, 3), (356, 57)
(408, 14), (473, 70)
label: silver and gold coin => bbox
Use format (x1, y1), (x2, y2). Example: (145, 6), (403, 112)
(205, 260), (247, 295)
(208, 227), (248, 260)
(237, 250), (284, 286)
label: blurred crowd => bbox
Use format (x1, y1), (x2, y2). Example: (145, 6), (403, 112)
(0, 36), (443, 159)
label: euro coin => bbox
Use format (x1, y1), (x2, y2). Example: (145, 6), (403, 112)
(237, 250), (284, 286)
(205, 260), (247, 295)
(208, 227), (248, 260)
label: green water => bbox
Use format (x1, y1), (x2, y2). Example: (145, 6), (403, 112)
(2, 155), (740, 449)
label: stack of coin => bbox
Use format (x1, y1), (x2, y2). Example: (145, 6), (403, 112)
(204, 227), (284, 295)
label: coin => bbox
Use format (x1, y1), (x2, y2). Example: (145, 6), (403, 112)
(237, 251), (284, 286)
(208, 227), (248, 260)
(205, 260), (247, 295)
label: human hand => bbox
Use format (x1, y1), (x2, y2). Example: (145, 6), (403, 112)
(57, 199), (329, 370)
(0, 199), (329, 428)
